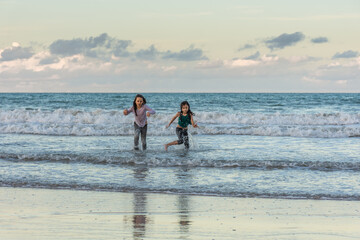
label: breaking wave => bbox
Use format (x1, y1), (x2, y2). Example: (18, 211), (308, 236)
(1, 152), (359, 171)
(0, 109), (359, 138)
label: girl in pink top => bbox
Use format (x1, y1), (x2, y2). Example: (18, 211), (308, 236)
(123, 94), (156, 150)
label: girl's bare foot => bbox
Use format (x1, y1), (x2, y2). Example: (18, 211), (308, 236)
(164, 144), (168, 151)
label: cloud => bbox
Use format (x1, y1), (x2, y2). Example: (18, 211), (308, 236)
(0, 44), (34, 61)
(48, 34), (207, 62)
(238, 44), (256, 51)
(162, 45), (208, 61)
(260, 54), (279, 63)
(311, 37), (328, 44)
(265, 32), (305, 50)
(136, 44), (208, 61)
(2, 32), (359, 92)
(49, 33), (132, 59)
(244, 51), (260, 60)
(227, 59), (260, 67)
(284, 55), (318, 63)
(39, 56), (60, 65)
(2, 51), (359, 92)
(224, 54), (279, 68)
(197, 59), (224, 69)
(161, 66), (177, 72)
(303, 57), (360, 86)
(135, 45), (159, 60)
(332, 50), (359, 59)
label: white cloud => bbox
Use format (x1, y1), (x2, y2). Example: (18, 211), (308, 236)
(197, 59), (224, 69)
(302, 76), (325, 85)
(260, 54), (279, 63)
(285, 55), (317, 63)
(304, 57), (360, 85)
(327, 62), (341, 67)
(222, 54), (281, 68)
(226, 59), (260, 67)
(162, 66), (177, 72)
(336, 80), (348, 85)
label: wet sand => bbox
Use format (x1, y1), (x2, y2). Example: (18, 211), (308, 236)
(1, 187), (359, 240)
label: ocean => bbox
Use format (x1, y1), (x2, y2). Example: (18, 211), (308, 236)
(0, 93), (359, 200)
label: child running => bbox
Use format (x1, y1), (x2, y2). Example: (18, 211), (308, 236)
(165, 101), (198, 151)
(123, 94), (156, 150)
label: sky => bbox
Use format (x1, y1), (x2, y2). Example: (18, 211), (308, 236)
(1, 0), (360, 92)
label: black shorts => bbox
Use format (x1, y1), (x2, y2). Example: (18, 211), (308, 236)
(176, 127), (189, 149)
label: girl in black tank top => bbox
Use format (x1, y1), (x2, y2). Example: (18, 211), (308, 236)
(164, 101), (198, 151)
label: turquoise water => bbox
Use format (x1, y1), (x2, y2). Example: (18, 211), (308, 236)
(1, 93), (359, 200)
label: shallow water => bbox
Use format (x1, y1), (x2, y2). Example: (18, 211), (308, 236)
(1, 93), (359, 200)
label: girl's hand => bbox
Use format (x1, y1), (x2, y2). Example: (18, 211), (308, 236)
(123, 109), (128, 115)
(146, 112), (151, 117)
(166, 123), (170, 128)
(193, 123), (198, 128)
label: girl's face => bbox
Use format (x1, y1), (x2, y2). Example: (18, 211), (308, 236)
(135, 97), (144, 108)
(181, 104), (189, 114)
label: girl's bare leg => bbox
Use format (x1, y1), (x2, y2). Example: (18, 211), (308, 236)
(165, 140), (178, 151)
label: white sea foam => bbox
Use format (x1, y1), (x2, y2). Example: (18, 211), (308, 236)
(0, 109), (359, 137)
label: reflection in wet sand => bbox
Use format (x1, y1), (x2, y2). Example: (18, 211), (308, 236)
(176, 167), (192, 238)
(178, 195), (191, 236)
(132, 167), (149, 239)
(132, 192), (147, 239)
(127, 165), (194, 239)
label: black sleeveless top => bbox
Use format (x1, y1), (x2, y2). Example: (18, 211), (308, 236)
(178, 114), (191, 128)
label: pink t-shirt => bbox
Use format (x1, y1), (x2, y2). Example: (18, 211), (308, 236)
(127, 104), (156, 127)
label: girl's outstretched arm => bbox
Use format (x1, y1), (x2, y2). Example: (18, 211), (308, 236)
(123, 106), (133, 115)
(190, 114), (198, 128)
(145, 105), (156, 117)
(145, 105), (156, 114)
(166, 112), (180, 128)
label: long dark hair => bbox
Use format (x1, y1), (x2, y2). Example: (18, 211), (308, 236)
(179, 101), (194, 116)
(133, 94), (146, 116)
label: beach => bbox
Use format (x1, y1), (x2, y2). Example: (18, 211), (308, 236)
(2, 0), (360, 236)
(1, 93), (359, 239)
(1, 187), (360, 240)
